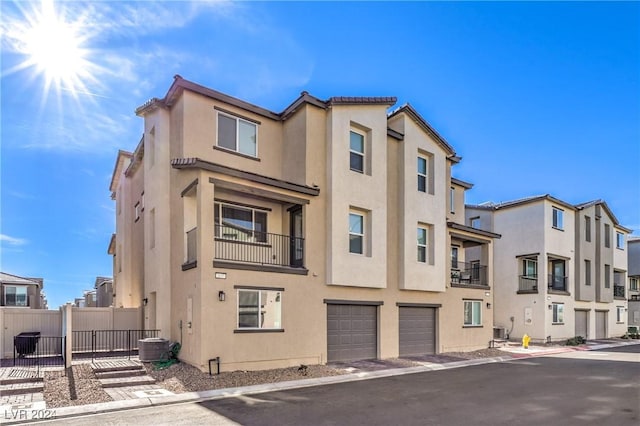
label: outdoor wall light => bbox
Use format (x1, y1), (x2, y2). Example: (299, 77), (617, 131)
(486, 303), (491, 309)
(218, 291), (226, 302)
(143, 297), (148, 306)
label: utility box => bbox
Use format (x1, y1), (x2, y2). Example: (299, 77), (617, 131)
(138, 337), (169, 362)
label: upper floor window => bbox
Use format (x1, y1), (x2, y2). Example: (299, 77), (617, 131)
(451, 246), (459, 269)
(470, 217), (480, 229)
(349, 212), (365, 254)
(585, 216), (591, 242)
(217, 112), (257, 157)
(449, 187), (455, 213)
(604, 224), (611, 248)
(4, 285), (28, 307)
(523, 258), (537, 278)
(616, 232), (624, 249)
(350, 131), (365, 173)
(417, 227), (427, 263)
(417, 156), (427, 192)
(584, 259), (591, 286)
(604, 264), (611, 288)
(552, 207), (563, 230)
(215, 202), (267, 243)
(630, 277), (639, 291)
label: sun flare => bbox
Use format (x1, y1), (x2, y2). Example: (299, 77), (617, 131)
(4, 0), (98, 100)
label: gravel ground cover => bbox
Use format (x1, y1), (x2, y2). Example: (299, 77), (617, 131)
(41, 348), (511, 407)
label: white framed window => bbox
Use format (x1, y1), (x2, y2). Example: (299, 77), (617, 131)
(4, 285), (28, 307)
(616, 306), (625, 323)
(417, 156), (427, 193)
(417, 227), (427, 263)
(616, 232), (624, 249)
(470, 217), (480, 229)
(523, 258), (537, 278)
(604, 224), (611, 248)
(237, 289), (282, 329)
(349, 212), (365, 254)
(350, 130), (365, 173)
(552, 207), (564, 230)
(215, 202), (267, 243)
(631, 277), (639, 291)
(450, 187), (455, 213)
(217, 112), (257, 157)
(552, 303), (564, 324)
(463, 300), (482, 326)
(134, 202), (141, 222)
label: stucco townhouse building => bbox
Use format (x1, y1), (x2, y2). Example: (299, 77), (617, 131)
(627, 237), (640, 329)
(109, 75), (501, 372)
(466, 196), (630, 343)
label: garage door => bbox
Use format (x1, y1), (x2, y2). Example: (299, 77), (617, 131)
(327, 304), (377, 362)
(399, 307), (436, 356)
(575, 310), (588, 339)
(595, 311), (607, 339)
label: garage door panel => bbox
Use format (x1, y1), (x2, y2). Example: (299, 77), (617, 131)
(575, 311), (588, 338)
(399, 307), (436, 356)
(327, 304), (377, 362)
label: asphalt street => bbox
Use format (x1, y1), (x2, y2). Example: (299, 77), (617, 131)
(30, 345), (640, 426)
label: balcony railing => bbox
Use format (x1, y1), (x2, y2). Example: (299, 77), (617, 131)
(548, 275), (568, 292)
(214, 224), (304, 268)
(613, 284), (625, 298)
(519, 275), (538, 292)
(450, 261), (488, 287)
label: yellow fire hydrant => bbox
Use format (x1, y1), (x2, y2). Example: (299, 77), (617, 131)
(522, 334), (531, 349)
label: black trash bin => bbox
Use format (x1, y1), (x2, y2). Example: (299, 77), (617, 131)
(15, 332), (41, 357)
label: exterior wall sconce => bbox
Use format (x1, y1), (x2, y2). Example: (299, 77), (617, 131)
(486, 303), (491, 309)
(218, 291), (226, 302)
(143, 298), (148, 306)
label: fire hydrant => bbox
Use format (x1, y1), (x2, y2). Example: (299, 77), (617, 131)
(522, 334), (531, 349)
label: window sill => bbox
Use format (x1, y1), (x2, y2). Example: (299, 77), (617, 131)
(517, 290), (538, 294)
(213, 145), (260, 161)
(182, 261), (197, 271)
(548, 290), (571, 296)
(616, 322), (625, 324)
(552, 227), (564, 232)
(552, 322), (564, 325)
(234, 328), (284, 334)
(463, 325), (483, 328)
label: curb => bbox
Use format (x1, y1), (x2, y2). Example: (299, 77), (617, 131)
(2, 340), (636, 424)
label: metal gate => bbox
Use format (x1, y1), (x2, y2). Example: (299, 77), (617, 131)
(72, 329), (159, 361)
(13, 335), (65, 373)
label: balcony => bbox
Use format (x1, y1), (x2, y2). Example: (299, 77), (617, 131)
(548, 275), (568, 292)
(518, 275), (538, 293)
(450, 261), (488, 287)
(214, 224), (305, 272)
(613, 284), (625, 299)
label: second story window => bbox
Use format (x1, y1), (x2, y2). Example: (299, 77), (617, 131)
(552, 207), (564, 230)
(349, 131), (365, 173)
(616, 232), (624, 249)
(585, 216), (591, 242)
(604, 224), (611, 248)
(417, 156), (427, 192)
(630, 277), (639, 291)
(585, 259), (591, 286)
(604, 264), (611, 288)
(470, 217), (481, 229)
(417, 227), (427, 263)
(450, 187), (455, 213)
(349, 212), (364, 254)
(215, 202), (267, 243)
(4, 285), (28, 307)
(217, 112), (257, 157)
(523, 258), (537, 278)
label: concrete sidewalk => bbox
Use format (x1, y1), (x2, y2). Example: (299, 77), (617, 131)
(1, 339), (637, 424)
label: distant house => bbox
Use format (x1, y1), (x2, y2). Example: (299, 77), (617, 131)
(0, 272), (45, 309)
(95, 276), (113, 307)
(628, 237), (640, 328)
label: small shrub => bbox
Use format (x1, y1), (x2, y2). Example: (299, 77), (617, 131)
(566, 336), (586, 346)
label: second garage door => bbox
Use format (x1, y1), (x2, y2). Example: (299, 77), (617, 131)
(399, 306), (436, 356)
(575, 310), (588, 339)
(595, 310), (607, 339)
(327, 304), (377, 362)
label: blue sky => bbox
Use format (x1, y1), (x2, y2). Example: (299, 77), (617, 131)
(1, 1), (639, 309)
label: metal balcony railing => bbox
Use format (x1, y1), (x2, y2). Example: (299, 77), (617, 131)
(214, 224), (304, 268)
(548, 275), (568, 291)
(450, 261), (488, 286)
(519, 275), (538, 292)
(613, 284), (625, 298)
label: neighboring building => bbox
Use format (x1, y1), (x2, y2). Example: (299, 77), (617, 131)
(0, 272), (45, 309)
(467, 197), (630, 342)
(73, 297), (85, 308)
(110, 75), (499, 372)
(628, 237), (640, 328)
(84, 290), (97, 307)
(95, 276), (114, 307)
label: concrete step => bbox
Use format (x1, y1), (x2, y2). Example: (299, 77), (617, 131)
(99, 375), (156, 388)
(95, 369), (146, 379)
(0, 382), (44, 396)
(0, 376), (43, 385)
(92, 361), (143, 374)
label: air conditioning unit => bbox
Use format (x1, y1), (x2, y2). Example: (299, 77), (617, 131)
(138, 337), (169, 362)
(493, 327), (506, 339)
